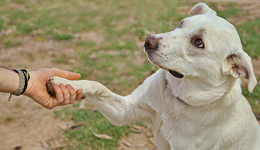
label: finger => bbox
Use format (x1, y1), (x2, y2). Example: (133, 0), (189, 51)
(53, 84), (64, 103)
(59, 84), (70, 105)
(76, 89), (84, 99)
(65, 84), (77, 104)
(52, 68), (81, 80)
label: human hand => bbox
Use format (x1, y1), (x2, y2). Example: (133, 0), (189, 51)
(23, 68), (83, 109)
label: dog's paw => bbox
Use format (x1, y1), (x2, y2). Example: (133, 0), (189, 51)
(46, 76), (69, 96)
(47, 77), (56, 96)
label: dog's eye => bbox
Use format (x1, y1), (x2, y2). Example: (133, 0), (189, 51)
(178, 21), (184, 28)
(194, 39), (204, 48)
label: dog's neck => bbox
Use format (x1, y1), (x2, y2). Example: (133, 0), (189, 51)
(164, 70), (239, 107)
(176, 96), (190, 106)
(165, 78), (191, 106)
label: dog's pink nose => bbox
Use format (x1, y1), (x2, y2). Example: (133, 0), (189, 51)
(144, 36), (162, 52)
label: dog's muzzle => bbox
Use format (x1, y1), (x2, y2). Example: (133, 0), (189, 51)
(144, 36), (184, 79)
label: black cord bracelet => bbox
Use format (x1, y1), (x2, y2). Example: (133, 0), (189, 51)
(20, 69), (30, 95)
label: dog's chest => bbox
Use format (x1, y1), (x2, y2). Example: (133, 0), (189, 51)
(158, 113), (222, 150)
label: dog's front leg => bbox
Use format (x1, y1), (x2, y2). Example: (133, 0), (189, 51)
(47, 76), (153, 125)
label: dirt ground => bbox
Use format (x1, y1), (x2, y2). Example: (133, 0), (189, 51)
(0, 0), (260, 150)
(0, 36), (80, 150)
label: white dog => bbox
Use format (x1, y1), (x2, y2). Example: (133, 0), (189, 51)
(47, 3), (260, 150)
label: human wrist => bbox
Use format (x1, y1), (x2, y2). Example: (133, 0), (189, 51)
(8, 69), (30, 101)
(12, 69), (29, 95)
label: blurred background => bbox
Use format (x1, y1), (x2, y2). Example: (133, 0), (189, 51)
(0, 0), (259, 149)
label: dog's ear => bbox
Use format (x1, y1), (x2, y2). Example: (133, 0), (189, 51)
(222, 52), (257, 93)
(188, 3), (217, 16)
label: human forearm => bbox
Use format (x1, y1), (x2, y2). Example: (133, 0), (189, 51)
(0, 67), (19, 93)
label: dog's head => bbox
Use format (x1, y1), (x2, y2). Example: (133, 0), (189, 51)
(144, 3), (257, 106)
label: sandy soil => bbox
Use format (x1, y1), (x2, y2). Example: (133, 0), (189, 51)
(0, 0), (259, 150)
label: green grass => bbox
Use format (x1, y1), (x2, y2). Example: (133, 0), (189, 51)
(54, 106), (130, 150)
(4, 40), (14, 47)
(54, 55), (68, 64)
(242, 86), (260, 114)
(3, 115), (14, 122)
(4, 39), (23, 48)
(76, 41), (96, 48)
(1, 0), (260, 149)
(0, 0), (188, 42)
(237, 19), (260, 58)
(52, 33), (74, 41)
(208, 2), (241, 19)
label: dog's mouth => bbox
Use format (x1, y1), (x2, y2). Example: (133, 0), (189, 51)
(169, 70), (184, 78)
(145, 54), (184, 78)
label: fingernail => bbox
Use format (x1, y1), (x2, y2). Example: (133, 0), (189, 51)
(59, 84), (65, 89)
(66, 84), (74, 90)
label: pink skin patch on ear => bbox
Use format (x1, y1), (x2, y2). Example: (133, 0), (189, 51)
(232, 64), (249, 78)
